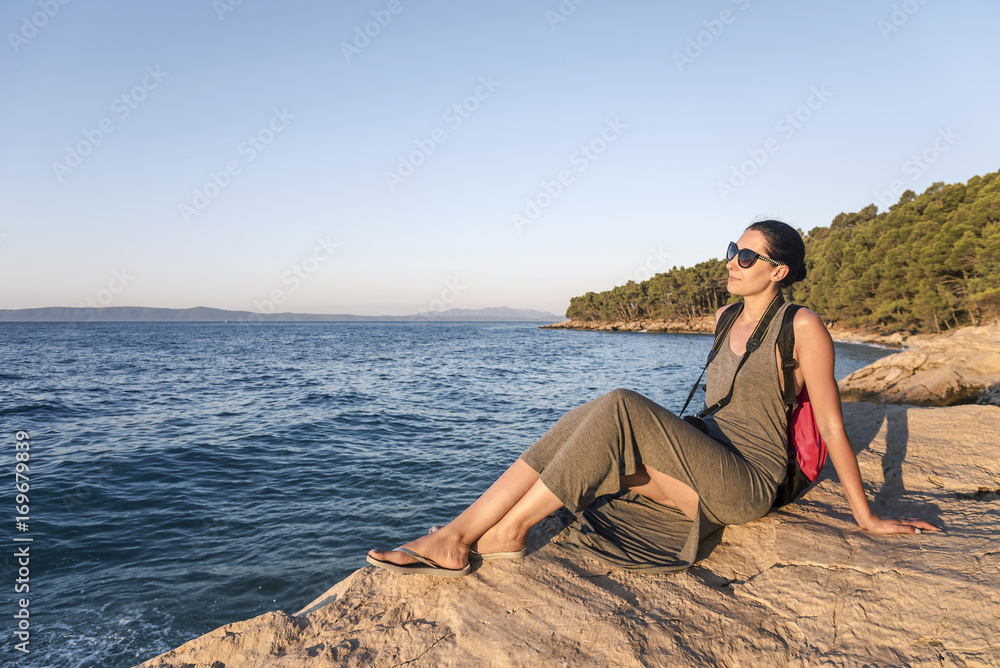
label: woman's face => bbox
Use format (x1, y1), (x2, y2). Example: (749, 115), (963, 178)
(725, 229), (785, 296)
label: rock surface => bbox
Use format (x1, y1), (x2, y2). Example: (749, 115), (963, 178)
(839, 322), (1000, 406)
(137, 402), (1000, 668)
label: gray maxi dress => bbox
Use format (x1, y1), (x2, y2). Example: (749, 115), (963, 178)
(520, 303), (793, 573)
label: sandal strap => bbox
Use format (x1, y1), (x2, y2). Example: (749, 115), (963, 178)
(393, 546), (441, 568)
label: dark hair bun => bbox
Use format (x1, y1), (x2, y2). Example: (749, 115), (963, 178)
(793, 261), (807, 283)
(745, 219), (807, 289)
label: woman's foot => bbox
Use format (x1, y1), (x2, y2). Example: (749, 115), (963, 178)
(471, 522), (526, 559)
(366, 546), (471, 577)
(368, 526), (470, 572)
(429, 524), (526, 560)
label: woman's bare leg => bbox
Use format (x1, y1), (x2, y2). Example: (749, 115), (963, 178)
(621, 464), (699, 521)
(472, 463), (699, 555)
(473, 477), (563, 555)
(370, 459), (700, 571)
(368, 458), (546, 569)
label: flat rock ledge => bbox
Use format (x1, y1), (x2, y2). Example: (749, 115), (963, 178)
(138, 402), (1000, 668)
(839, 321), (1000, 406)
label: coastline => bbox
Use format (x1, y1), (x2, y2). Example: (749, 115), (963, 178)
(540, 316), (715, 335)
(543, 318), (907, 348)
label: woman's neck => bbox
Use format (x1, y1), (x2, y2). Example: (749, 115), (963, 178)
(739, 289), (781, 325)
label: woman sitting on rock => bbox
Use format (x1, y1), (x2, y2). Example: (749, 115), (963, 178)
(367, 220), (940, 577)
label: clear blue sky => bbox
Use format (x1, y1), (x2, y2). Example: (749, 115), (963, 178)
(2, 0), (997, 316)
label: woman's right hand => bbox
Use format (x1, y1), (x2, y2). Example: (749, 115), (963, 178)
(858, 514), (943, 535)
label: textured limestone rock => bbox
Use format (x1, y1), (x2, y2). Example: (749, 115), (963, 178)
(839, 322), (1000, 406)
(137, 403), (1000, 668)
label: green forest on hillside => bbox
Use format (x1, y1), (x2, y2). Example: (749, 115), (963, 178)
(566, 170), (1000, 334)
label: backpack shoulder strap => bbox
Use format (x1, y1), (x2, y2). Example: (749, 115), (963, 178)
(678, 302), (742, 417)
(714, 303), (742, 347)
(777, 304), (803, 409)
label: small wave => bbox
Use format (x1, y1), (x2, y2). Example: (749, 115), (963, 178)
(17, 603), (181, 668)
(0, 398), (82, 417)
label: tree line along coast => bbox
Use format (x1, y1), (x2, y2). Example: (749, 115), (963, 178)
(563, 169), (1000, 336)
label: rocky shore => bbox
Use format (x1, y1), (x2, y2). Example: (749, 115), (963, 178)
(543, 317), (909, 347)
(540, 315), (716, 334)
(838, 321), (1000, 406)
(546, 317), (1000, 406)
(136, 322), (1000, 668)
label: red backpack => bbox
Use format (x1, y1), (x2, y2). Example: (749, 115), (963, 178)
(772, 304), (829, 507)
(680, 297), (829, 508)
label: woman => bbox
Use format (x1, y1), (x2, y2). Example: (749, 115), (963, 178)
(367, 220), (940, 577)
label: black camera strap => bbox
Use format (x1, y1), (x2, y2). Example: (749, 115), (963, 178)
(679, 292), (785, 418)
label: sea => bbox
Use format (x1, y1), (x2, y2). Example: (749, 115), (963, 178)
(0, 321), (892, 667)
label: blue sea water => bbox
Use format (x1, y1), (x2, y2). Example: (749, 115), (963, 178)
(0, 321), (892, 667)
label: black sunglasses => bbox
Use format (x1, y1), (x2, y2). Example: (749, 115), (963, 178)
(727, 241), (782, 269)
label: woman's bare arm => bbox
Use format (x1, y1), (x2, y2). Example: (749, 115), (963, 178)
(792, 308), (941, 534)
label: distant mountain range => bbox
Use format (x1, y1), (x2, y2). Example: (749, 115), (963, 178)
(0, 306), (567, 323)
